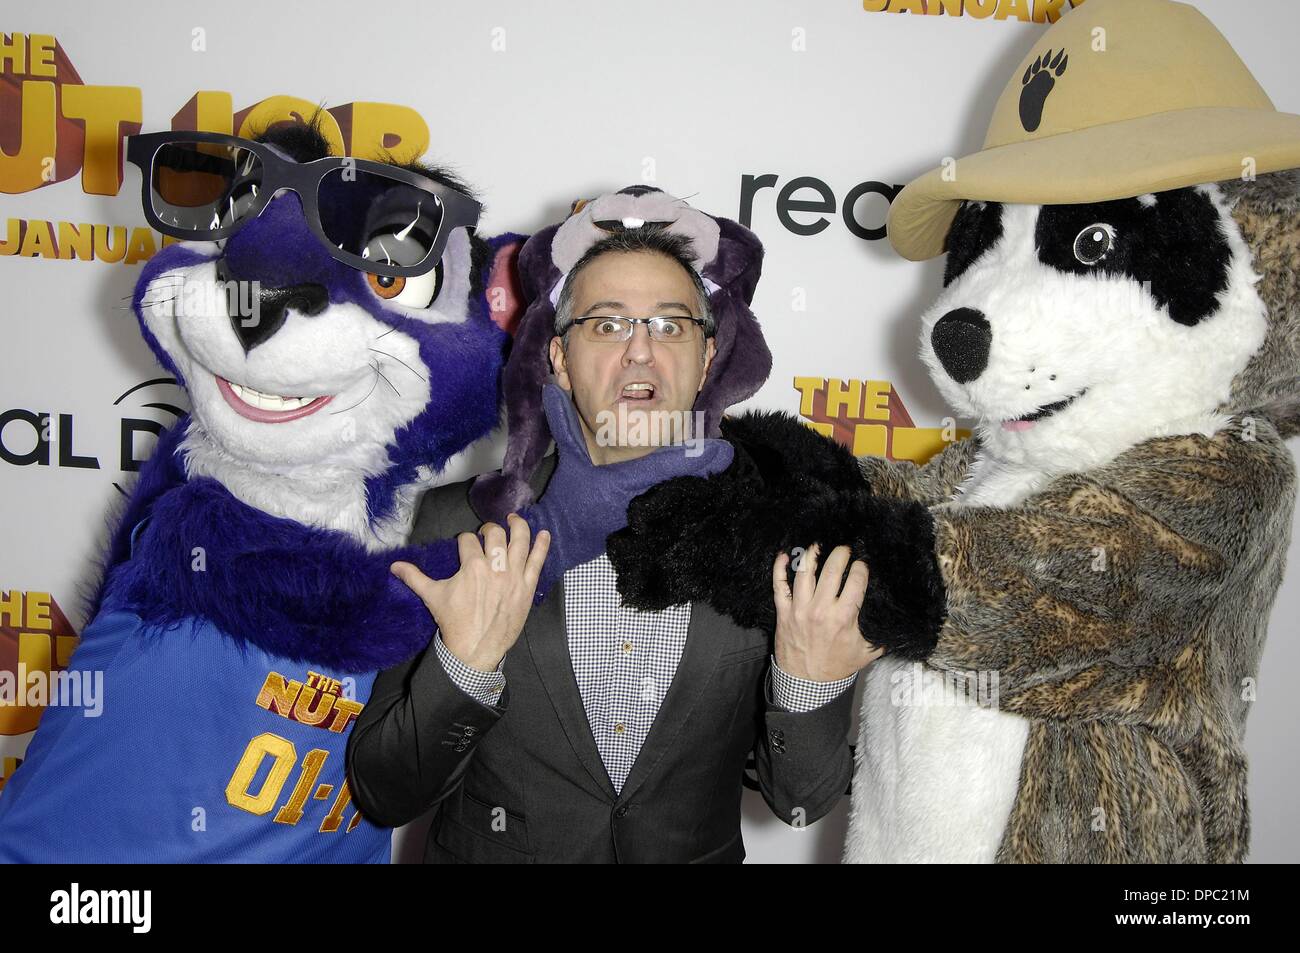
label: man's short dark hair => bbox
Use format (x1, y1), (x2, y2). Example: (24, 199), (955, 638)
(553, 228), (715, 339)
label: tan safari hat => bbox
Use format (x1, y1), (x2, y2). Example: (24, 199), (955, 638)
(886, 0), (1300, 261)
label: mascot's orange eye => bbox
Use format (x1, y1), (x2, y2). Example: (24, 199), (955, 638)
(367, 273), (407, 299)
(362, 255), (442, 309)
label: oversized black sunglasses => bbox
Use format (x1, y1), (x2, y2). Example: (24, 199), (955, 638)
(124, 130), (482, 278)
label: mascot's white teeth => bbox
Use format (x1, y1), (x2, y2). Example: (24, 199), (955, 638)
(216, 376), (333, 423)
(1001, 389), (1086, 432)
(230, 382), (311, 410)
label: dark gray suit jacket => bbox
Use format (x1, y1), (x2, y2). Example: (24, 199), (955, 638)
(346, 456), (855, 863)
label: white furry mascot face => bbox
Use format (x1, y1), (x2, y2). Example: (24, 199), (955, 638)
(131, 125), (516, 545)
(920, 184), (1269, 490)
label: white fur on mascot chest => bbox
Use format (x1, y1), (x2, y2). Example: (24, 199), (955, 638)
(845, 185), (1268, 863)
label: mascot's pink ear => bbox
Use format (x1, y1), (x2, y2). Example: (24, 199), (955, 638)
(486, 238), (526, 337)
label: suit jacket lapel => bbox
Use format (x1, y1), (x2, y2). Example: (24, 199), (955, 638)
(616, 600), (729, 803)
(524, 579), (617, 801)
(474, 455), (618, 799)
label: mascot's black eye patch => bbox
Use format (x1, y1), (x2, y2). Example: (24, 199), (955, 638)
(943, 201), (1004, 287)
(1035, 189), (1231, 326)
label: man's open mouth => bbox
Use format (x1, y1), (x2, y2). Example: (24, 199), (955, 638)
(1000, 389), (1086, 432)
(618, 382), (657, 402)
(216, 375), (333, 423)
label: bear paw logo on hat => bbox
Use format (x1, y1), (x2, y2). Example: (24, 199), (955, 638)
(1019, 47), (1068, 132)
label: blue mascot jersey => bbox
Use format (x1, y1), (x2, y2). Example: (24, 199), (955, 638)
(0, 609), (389, 863)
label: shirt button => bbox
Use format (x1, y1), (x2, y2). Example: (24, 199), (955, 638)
(621, 641), (633, 654)
(613, 722), (626, 735)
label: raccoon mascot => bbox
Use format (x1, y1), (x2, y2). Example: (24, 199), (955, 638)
(607, 0), (1300, 862)
(0, 118), (722, 862)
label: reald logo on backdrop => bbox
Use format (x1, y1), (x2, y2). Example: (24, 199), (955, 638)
(0, 378), (187, 495)
(739, 174), (903, 241)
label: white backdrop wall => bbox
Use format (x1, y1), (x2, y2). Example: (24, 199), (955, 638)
(1, 0), (1296, 863)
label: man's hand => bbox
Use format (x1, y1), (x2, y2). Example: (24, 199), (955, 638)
(391, 513), (550, 672)
(773, 543), (884, 682)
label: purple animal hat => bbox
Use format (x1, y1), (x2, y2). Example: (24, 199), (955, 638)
(469, 185), (771, 523)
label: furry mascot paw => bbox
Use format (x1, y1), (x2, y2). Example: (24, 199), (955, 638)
(608, 410), (947, 660)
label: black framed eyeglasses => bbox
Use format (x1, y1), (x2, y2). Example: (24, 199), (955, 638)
(568, 315), (708, 343)
(124, 130), (482, 278)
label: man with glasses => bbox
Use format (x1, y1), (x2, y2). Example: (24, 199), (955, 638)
(348, 192), (882, 863)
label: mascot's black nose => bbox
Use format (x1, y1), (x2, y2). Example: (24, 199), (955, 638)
(229, 282), (330, 353)
(930, 308), (992, 383)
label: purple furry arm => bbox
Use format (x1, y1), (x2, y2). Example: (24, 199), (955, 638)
(606, 410), (948, 661)
(91, 386), (734, 672)
(99, 477), (460, 672)
(86, 418), (191, 621)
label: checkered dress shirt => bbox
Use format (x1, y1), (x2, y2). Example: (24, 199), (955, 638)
(435, 552), (856, 794)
